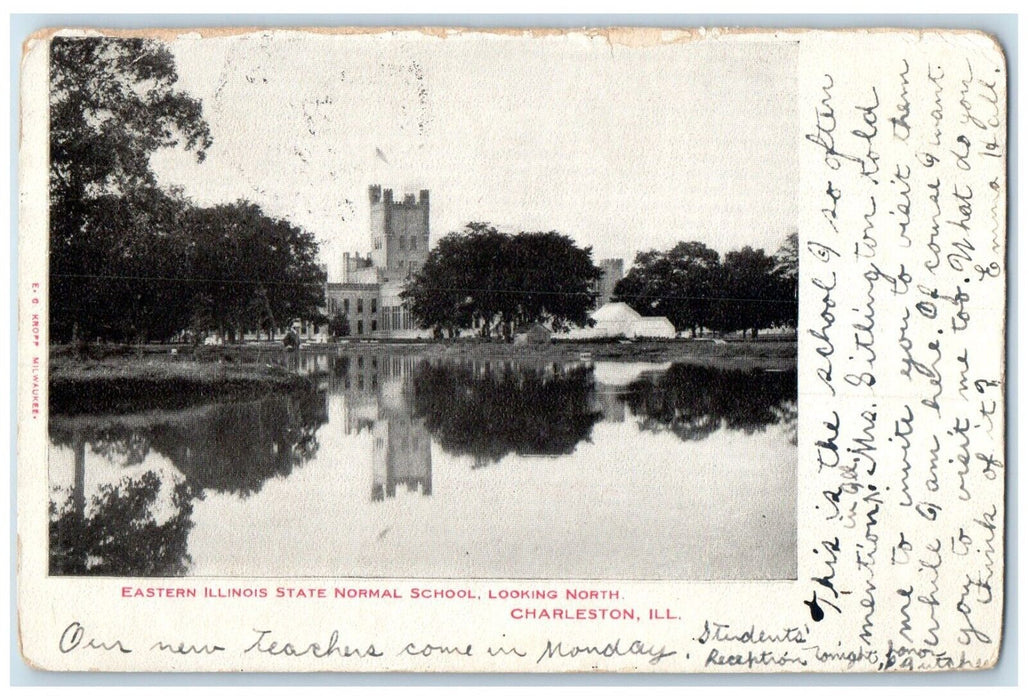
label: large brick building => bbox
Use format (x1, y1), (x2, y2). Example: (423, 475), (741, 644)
(294, 183), (624, 343)
(322, 185), (432, 339)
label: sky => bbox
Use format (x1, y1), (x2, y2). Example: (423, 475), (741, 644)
(150, 30), (798, 281)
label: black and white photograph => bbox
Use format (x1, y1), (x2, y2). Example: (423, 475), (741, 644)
(44, 31), (799, 581)
(17, 22), (1009, 674)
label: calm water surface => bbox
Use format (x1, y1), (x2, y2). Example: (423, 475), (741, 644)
(49, 352), (797, 579)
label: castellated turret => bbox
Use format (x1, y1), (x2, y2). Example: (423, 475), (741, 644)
(368, 184), (431, 281)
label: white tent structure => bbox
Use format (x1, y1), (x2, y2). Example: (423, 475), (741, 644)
(630, 316), (677, 339)
(560, 302), (677, 339)
(591, 302), (642, 337)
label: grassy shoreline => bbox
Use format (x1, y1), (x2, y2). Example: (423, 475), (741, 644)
(412, 338), (796, 370)
(49, 338), (796, 413)
(49, 357), (315, 415)
(54, 337), (796, 362)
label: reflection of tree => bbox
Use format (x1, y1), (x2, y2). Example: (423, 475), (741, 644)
(50, 390), (327, 498)
(620, 364), (796, 442)
(89, 427), (153, 466)
(412, 362), (602, 466)
(149, 390), (327, 496)
(49, 390), (328, 575)
(50, 471), (198, 576)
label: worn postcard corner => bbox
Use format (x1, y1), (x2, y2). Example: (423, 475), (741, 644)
(16, 25), (1006, 673)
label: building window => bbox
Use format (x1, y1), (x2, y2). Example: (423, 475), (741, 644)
(344, 299), (350, 314)
(399, 235), (406, 250)
(357, 320), (364, 335)
(371, 299), (377, 314)
(371, 320), (377, 332)
(410, 236), (416, 251)
(357, 298), (363, 313)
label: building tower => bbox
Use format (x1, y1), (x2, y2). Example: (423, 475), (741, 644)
(370, 357), (432, 501)
(369, 185), (431, 282)
(597, 258), (625, 305)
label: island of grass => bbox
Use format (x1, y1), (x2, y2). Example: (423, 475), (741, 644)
(49, 352), (316, 415)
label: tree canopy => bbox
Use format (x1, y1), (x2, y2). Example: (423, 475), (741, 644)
(186, 202), (326, 341)
(611, 241), (721, 337)
(49, 37), (324, 344)
(614, 233), (798, 337)
(401, 223), (603, 339)
(50, 37), (211, 343)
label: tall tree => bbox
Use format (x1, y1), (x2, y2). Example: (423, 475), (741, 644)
(402, 223), (601, 339)
(613, 241), (721, 336)
(400, 226), (481, 335)
(55, 187), (196, 343)
(50, 37), (212, 343)
(708, 246), (782, 337)
(187, 201), (326, 340)
(505, 231), (602, 334)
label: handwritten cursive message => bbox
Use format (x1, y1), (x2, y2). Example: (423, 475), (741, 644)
(799, 30), (1005, 671)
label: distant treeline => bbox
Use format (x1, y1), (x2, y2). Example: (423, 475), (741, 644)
(403, 227), (798, 340)
(613, 236), (798, 338)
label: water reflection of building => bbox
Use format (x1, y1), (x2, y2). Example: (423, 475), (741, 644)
(333, 353), (432, 502)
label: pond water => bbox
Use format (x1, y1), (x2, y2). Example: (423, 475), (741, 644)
(48, 352), (797, 580)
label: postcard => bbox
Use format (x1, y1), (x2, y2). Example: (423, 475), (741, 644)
(16, 26), (1006, 672)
